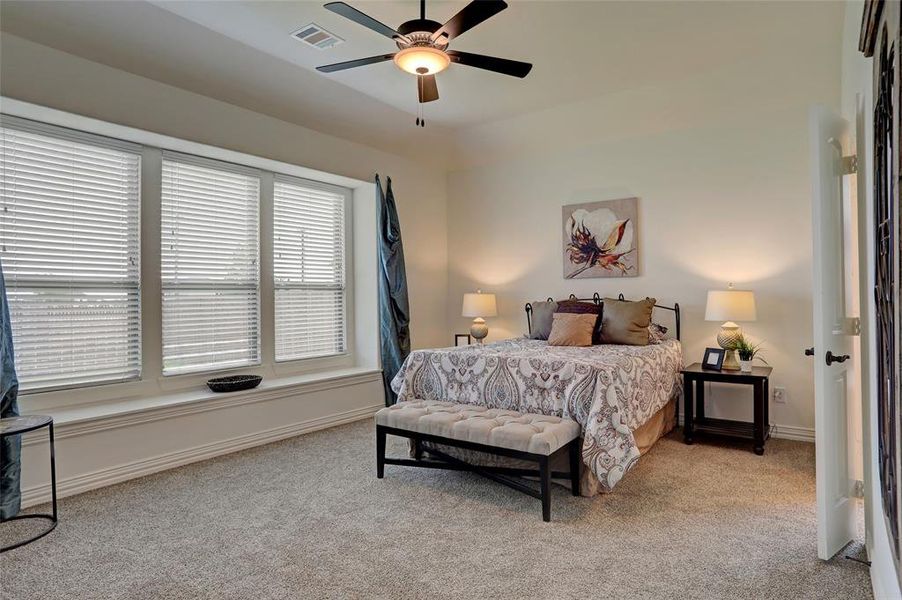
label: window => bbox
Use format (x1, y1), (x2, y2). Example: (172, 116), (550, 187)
(0, 117), (142, 391)
(1, 109), (357, 399)
(273, 176), (347, 361)
(161, 153), (260, 375)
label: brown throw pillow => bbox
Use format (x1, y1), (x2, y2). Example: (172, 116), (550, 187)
(555, 300), (603, 343)
(547, 313), (596, 346)
(599, 297), (656, 346)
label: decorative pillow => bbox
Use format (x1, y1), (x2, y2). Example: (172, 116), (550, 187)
(555, 299), (603, 343)
(599, 297), (656, 346)
(547, 313), (597, 347)
(648, 322), (668, 344)
(528, 300), (558, 340)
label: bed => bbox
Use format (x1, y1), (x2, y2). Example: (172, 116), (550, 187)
(390, 294), (683, 495)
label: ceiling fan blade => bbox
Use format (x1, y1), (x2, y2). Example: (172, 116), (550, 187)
(418, 74), (439, 103)
(324, 2), (410, 43)
(316, 53), (396, 73)
(431, 0), (507, 44)
(447, 50), (532, 78)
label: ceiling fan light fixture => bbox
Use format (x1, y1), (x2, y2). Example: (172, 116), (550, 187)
(393, 46), (450, 75)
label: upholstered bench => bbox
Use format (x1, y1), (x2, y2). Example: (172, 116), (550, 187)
(374, 400), (582, 522)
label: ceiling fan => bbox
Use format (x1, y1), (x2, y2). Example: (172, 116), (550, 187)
(316, 0), (532, 126)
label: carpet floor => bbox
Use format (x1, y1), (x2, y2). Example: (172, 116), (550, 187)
(0, 420), (871, 600)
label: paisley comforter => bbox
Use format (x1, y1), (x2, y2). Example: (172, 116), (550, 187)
(390, 338), (682, 492)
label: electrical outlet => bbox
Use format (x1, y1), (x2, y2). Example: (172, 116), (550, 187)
(773, 387), (787, 404)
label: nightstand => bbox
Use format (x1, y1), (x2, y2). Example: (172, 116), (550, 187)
(681, 363), (773, 455)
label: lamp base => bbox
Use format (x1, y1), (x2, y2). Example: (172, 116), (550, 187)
(470, 317), (488, 344)
(717, 322), (742, 371)
(722, 349), (741, 371)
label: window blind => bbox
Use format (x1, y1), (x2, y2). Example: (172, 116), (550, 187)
(161, 153), (260, 375)
(0, 116), (142, 391)
(273, 176), (346, 361)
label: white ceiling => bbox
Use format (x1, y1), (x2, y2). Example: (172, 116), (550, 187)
(0, 1), (843, 160)
(150, 0), (832, 127)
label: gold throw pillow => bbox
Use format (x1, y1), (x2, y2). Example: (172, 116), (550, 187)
(547, 312), (597, 347)
(599, 297), (657, 346)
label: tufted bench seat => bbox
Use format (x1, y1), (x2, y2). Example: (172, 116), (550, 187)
(375, 400), (582, 521)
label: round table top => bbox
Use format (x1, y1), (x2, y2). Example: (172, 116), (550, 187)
(0, 415), (53, 436)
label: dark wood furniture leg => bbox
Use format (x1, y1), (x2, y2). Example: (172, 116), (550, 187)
(568, 438), (581, 497)
(753, 381), (765, 456)
(376, 426), (386, 478)
(696, 377), (705, 420)
(539, 455), (551, 522)
(683, 375), (695, 444)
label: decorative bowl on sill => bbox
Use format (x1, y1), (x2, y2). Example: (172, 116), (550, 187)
(206, 375), (263, 393)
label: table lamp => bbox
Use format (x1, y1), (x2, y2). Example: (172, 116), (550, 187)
(704, 284), (757, 371)
(462, 290), (497, 344)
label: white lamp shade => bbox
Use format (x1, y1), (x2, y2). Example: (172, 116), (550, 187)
(462, 292), (497, 318)
(705, 289), (757, 322)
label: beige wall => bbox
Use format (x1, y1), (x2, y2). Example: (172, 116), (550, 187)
(445, 3), (843, 434)
(0, 33), (449, 351)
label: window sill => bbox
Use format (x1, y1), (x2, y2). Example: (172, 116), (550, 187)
(35, 366), (383, 435)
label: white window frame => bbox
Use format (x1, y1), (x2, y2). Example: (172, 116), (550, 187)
(160, 151), (263, 377)
(1, 99), (360, 411)
(272, 174), (352, 364)
(0, 115), (144, 393)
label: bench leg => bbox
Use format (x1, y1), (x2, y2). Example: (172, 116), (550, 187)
(568, 439), (581, 497)
(412, 439), (422, 461)
(539, 456), (551, 522)
(376, 426), (386, 479)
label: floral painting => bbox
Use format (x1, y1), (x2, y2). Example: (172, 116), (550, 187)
(563, 198), (638, 279)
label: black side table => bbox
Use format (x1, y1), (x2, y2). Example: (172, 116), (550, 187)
(681, 363), (773, 455)
(0, 415), (57, 552)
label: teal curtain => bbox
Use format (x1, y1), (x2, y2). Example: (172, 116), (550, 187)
(0, 258), (21, 519)
(376, 176), (410, 406)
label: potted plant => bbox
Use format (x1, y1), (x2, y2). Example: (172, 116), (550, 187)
(733, 335), (768, 373)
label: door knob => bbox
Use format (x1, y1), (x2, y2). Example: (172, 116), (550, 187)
(825, 351), (850, 366)
(804, 347), (815, 356)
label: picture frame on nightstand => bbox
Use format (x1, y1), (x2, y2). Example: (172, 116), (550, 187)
(454, 334), (472, 347)
(702, 347), (725, 371)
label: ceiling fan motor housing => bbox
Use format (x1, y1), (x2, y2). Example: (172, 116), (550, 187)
(397, 18), (443, 38)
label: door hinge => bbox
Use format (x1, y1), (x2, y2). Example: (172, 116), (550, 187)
(853, 479), (865, 498)
(841, 155), (858, 175)
(847, 317), (861, 336)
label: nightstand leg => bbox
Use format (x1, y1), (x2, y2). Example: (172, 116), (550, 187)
(683, 376), (694, 444)
(753, 381), (765, 455)
(696, 379), (705, 420)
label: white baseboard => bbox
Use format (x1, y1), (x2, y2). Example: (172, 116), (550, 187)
(770, 424), (816, 443)
(21, 403), (382, 508)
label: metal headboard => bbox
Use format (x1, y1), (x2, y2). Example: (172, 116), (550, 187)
(524, 293), (681, 341)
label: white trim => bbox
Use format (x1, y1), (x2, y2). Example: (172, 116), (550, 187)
(771, 424), (816, 443)
(20, 401), (383, 508)
(22, 368), (382, 444)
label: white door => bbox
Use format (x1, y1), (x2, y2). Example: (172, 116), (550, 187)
(810, 105), (856, 560)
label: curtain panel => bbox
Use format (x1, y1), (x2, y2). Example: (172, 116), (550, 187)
(376, 176), (411, 406)
(0, 259), (21, 519)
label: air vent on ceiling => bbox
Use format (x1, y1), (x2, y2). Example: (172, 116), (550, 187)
(291, 23), (344, 50)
